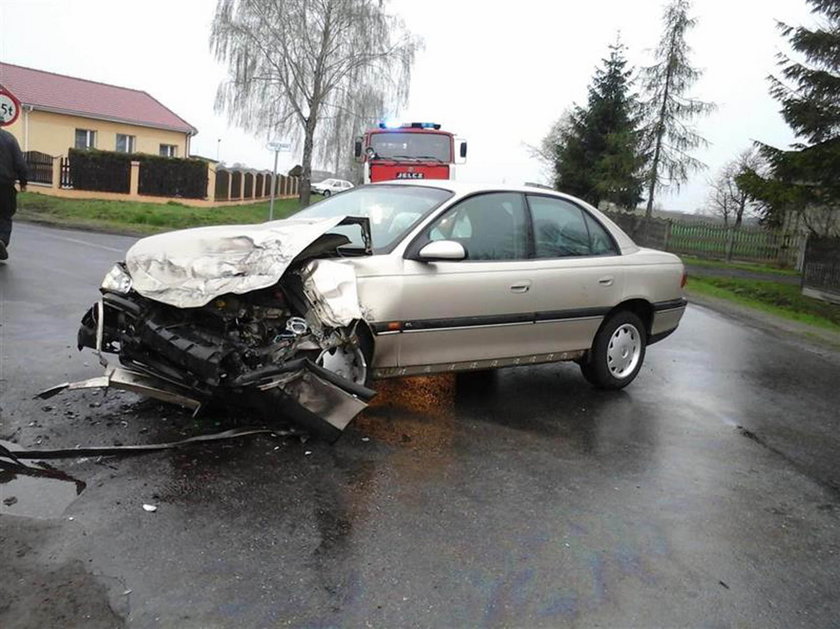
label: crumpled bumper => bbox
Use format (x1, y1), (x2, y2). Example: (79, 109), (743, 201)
(39, 359), (376, 443)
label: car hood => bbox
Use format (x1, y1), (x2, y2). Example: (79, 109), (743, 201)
(125, 216), (346, 308)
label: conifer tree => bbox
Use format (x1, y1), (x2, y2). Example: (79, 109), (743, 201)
(640, 0), (714, 217)
(554, 40), (644, 209)
(738, 0), (840, 235)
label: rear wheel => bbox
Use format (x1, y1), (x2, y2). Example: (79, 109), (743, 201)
(323, 189), (331, 198)
(580, 311), (646, 390)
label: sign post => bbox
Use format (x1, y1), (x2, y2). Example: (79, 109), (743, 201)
(266, 140), (292, 220)
(0, 87), (22, 127)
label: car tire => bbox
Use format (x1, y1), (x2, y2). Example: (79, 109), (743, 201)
(323, 190), (331, 197)
(316, 323), (374, 387)
(580, 311), (646, 390)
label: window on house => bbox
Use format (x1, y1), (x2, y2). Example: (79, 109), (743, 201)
(75, 129), (96, 150)
(115, 134), (135, 153)
(159, 144), (177, 157)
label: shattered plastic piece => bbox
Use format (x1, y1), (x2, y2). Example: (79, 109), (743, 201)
(143, 504), (157, 512)
(285, 316), (309, 336)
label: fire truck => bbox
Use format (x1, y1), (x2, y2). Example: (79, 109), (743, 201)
(354, 122), (467, 183)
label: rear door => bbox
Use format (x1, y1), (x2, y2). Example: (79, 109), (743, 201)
(526, 194), (625, 352)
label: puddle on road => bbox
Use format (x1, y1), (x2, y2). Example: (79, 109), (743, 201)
(0, 440), (86, 519)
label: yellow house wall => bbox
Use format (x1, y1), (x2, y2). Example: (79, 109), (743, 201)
(4, 109), (188, 157)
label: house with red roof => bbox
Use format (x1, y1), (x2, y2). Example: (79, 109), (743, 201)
(0, 62), (197, 158)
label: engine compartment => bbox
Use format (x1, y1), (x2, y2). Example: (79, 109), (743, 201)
(79, 258), (367, 397)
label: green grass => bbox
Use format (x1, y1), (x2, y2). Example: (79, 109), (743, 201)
(17, 191), (316, 235)
(687, 275), (840, 332)
(681, 255), (800, 277)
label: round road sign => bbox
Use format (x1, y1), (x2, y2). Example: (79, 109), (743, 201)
(0, 87), (22, 127)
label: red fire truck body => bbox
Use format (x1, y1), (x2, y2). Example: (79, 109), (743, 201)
(355, 122), (467, 184)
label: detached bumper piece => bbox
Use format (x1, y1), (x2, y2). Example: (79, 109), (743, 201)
(252, 359), (376, 443)
(39, 361), (376, 444)
(38, 365), (203, 412)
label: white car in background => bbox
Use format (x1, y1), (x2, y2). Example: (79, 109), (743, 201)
(311, 178), (354, 197)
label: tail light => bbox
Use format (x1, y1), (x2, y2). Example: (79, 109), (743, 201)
(680, 270), (687, 288)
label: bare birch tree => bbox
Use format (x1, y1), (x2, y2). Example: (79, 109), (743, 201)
(525, 114), (572, 185)
(319, 84), (386, 183)
(706, 148), (767, 227)
(210, 0), (419, 206)
(641, 0), (715, 218)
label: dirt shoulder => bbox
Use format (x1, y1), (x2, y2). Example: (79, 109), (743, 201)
(686, 289), (840, 359)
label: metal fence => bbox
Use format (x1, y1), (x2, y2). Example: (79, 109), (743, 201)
(60, 157), (73, 188)
(604, 212), (802, 268)
(24, 151), (53, 185)
(801, 236), (840, 304)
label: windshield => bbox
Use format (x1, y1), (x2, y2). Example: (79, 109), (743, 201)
(369, 132), (451, 162)
(294, 185), (453, 252)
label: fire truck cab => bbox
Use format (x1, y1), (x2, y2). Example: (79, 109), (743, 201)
(354, 122), (467, 183)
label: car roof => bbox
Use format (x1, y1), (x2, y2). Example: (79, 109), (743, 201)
(371, 179), (549, 194)
(368, 179), (639, 254)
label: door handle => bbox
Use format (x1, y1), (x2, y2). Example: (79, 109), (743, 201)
(510, 281), (531, 293)
(598, 276), (614, 286)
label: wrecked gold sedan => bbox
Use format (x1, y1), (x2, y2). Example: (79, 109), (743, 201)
(47, 182), (686, 441)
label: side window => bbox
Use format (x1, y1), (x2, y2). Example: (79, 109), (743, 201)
(582, 211), (618, 255)
(527, 195), (616, 257)
(428, 192), (527, 261)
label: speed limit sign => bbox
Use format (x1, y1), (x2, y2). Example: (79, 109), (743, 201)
(0, 87), (21, 127)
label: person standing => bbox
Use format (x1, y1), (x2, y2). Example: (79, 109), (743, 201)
(0, 127), (28, 261)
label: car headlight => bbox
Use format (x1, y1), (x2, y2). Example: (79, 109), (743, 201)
(100, 263), (133, 294)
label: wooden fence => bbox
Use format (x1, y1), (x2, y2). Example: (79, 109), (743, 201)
(24, 151), (54, 185)
(213, 169), (300, 202)
(605, 212), (802, 268)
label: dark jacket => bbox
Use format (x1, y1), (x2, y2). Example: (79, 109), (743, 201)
(0, 128), (27, 187)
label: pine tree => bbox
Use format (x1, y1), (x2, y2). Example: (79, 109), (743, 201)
(553, 40), (645, 209)
(737, 0), (840, 235)
(640, 0), (714, 218)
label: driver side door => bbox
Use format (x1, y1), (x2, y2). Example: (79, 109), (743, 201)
(396, 192), (541, 369)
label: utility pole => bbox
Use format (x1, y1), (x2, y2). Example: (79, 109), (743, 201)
(266, 140), (291, 220)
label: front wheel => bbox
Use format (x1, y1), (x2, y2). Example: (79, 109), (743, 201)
(580, 311), (646, 390)
(315, 324), (373, 386)
(323, 189), (331, 197)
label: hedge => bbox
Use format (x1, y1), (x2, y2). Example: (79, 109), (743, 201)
(68, 148), (131, 193)
(137, 154), (207, 199)
(68, 148), (208, 199)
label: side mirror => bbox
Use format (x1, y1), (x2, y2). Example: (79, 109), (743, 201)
(417, 240), (466, 262)
(354, 138), (363, 161)
(455, 138), (467, 164)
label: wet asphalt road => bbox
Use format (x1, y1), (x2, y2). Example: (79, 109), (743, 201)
(1, 223), (839, 628)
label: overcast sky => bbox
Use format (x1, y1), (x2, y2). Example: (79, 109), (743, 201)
(0, 0), (814, 212)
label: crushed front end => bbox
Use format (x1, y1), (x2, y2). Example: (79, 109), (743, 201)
(47, 217), (376, 442)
